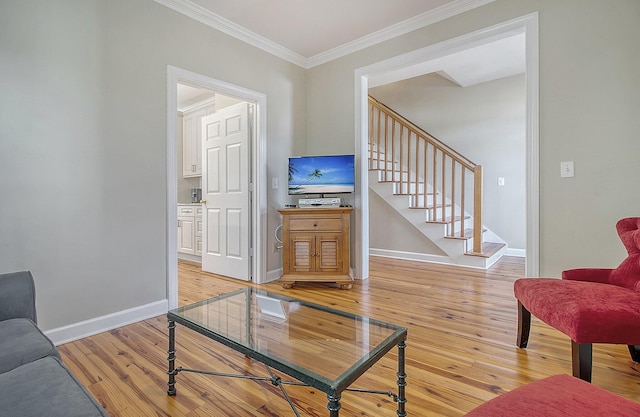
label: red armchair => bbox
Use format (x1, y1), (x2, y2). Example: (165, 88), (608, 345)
(514, 217), (640, 382)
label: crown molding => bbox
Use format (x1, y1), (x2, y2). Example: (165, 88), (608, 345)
(307, 0), (496, 68)
(155, 0), (495, 69)
(155, 0), (308, 67)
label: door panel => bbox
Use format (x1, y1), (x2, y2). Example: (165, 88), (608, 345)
(201, 102), (251, 281)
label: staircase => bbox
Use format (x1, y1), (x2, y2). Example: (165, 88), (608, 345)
(368, 95), (506, 269)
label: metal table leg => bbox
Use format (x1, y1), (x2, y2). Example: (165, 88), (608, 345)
(396, 339), (407, 417)
(167, 320), (177, 395)
(327, 392), (342, 417)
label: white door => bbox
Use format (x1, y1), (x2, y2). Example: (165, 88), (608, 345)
(201, 102), (252, 280)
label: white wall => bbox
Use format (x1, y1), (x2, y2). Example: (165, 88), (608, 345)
(369, 73), (526, 251)
(306, 0), (640, 276)
(0, 0), (306, 331)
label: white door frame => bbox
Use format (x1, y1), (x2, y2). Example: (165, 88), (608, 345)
(354, 13), (540, 279)
(166, 66), (267, 310)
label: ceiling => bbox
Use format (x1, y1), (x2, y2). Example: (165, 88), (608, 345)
(155, 0), (499, 68)
(163, 0), (524, 92)
(188, 0), (454, 58)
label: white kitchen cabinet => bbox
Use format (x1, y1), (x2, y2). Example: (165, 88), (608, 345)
(182, 103), (215, 178)
(177, 205), (202, 258)
(177, 216), (195, 254)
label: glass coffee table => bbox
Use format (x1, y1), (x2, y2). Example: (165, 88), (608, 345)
(167, 288), (407, 416)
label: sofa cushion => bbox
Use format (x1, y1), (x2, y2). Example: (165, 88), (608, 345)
(0, 318), (59, 374)
(465, 374), (640, 416)
(0, 356), (109, 417)
(514, 278), (640, 344)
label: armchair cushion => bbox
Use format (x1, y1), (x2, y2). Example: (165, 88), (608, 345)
(562, 268), (613, 283)
(0, 318), (59, 374)
(609, 217), (640, 291)
(464, 374), (640, 416)
(514, 278), (640, 344)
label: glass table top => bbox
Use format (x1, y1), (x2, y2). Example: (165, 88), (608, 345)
(168, 288), (407, 393)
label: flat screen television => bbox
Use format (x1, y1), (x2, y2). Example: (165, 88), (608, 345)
(288, 154), (355, 196)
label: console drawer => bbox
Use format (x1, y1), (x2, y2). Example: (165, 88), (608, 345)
(289, 216), (342, 232)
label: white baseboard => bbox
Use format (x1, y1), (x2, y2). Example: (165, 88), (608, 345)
(178, 253), (202, 263)
(265, 268), (282, 283)
(506, 248), (526, 257)
(45, 299), (168, 346)
(370, 248), (454, 265)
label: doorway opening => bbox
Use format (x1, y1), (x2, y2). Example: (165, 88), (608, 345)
(353, 13), (540, 279)
(166, 66), (267, 310)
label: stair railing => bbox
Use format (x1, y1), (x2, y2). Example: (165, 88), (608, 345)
(368, 95), (484, 254)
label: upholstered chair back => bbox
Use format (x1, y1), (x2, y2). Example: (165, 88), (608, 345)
(609, 217), (640, 291)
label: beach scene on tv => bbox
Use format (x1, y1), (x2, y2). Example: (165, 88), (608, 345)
(288, 155), (355, 195)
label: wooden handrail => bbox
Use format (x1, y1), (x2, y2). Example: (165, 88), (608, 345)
(368, 94), (484, 253)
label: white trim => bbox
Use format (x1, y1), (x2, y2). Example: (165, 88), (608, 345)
(307, 0), (496, 68)
(45, 300), (168, 346)
(266, 268), (283, 283)
(506, 248), (526, 258)
(166, 66), (268, 311)
(177, 253), (202, 263)
(370, 248), (453, 265)
(154, 0), (494, 69)
(355, 13), (540, 280)
(154, 0), (306, 67)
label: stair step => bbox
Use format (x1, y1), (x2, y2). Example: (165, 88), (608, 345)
(425, 215), (469, 224)
(409, 203), (450, 209)
(395, 191), (434, 196)
(465, 242), (506, 258)
(444, 228), (487, 240)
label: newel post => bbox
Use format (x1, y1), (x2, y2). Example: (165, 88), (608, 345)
(473, 165), (483, 254)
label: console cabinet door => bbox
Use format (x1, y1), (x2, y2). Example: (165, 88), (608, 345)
(315, 233), (343, 273)
(288, 234), (314, 273)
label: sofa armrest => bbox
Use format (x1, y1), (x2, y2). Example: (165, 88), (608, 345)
(562, 268), (613, 284)
(0, 271), (37, 323)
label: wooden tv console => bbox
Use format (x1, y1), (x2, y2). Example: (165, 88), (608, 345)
(277, 207), (353, 289)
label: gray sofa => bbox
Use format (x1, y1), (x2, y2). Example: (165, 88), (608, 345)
(0, 271), (110, 416)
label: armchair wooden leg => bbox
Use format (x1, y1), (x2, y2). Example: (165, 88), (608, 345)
(516, 300), (531, 348)
(571, 341), (592, 382)
(628, 345), (640, 363)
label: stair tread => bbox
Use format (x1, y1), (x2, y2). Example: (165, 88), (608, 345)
(444, 228), (487, 240)
(410, 204), (450, 209)
(465, 242), (506, 258)
(425, 215), (469, 224)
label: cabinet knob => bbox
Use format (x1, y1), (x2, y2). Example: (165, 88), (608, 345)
(200, 199), (206, 204)
(313, 223), (317, 227)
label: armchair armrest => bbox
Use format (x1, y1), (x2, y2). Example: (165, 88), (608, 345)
(562, 268), (613, 284)
(0, 271), (37, 323)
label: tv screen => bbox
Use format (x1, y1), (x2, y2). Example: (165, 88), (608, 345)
(288, 154), (355, 196)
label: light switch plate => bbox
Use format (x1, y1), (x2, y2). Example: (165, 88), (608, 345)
(560, 161), (574, 178)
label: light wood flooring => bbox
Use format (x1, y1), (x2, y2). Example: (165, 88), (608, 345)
(58, 257), (640, 416)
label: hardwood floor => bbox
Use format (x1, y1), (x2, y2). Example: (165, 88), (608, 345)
(58, 257), (640, 416)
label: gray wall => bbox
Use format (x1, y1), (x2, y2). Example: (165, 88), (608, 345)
(369, 73), (526, 252)
(0, 0), (306, 330)
(306, 0), (640, 276)
(2, 0), (639, 333)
